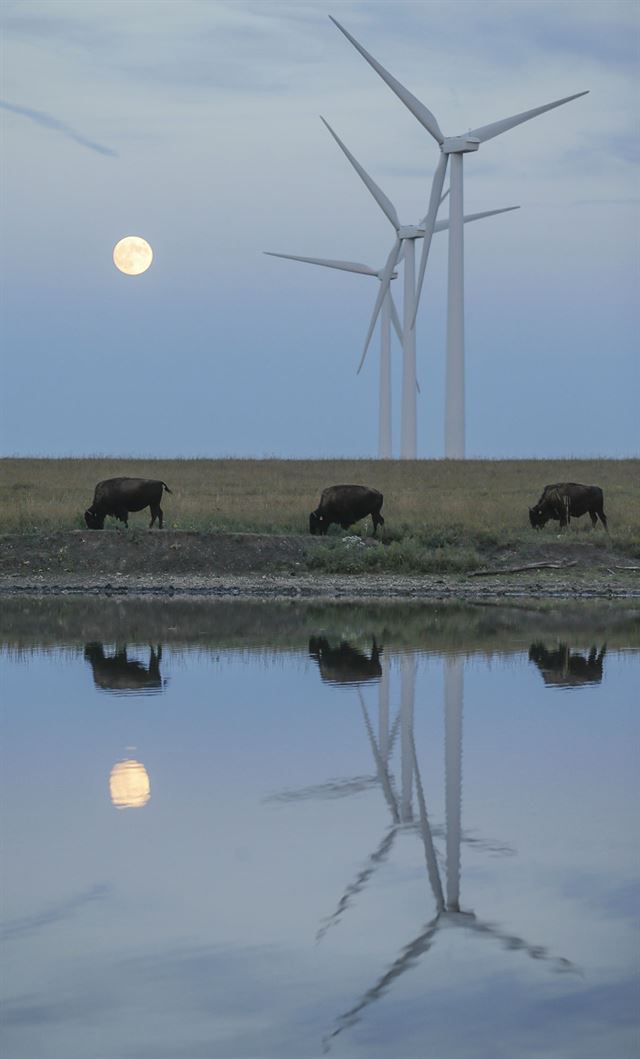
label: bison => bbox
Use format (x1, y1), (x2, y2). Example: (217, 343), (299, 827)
(309, 484), (384, 536)
(84, 477), (172, 530)
(309, 637), (382, 685)
(84, 643), (165, 694)
(528, 642), (606, 688)
(528, 482), (608, 531)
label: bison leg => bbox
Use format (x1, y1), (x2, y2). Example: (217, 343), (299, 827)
(372, 510), (385, 535)
(589, 510), (598, 528)
(598, 507), (609, 532)
(149, 504), (163, 529)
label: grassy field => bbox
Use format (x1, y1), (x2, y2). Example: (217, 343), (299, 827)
(1, 458), (638, 576)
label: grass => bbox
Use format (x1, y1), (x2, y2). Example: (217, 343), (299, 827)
(1, 458), (639, 570)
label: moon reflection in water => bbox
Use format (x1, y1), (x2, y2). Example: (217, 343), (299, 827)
(109, 758), (151, 809)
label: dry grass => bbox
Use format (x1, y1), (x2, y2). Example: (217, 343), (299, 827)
(1, 457), (638, 555)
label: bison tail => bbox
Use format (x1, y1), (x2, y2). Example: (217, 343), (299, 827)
(161, 482), (173, 494)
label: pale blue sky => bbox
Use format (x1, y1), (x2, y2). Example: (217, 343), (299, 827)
(1, 1), (637, 458)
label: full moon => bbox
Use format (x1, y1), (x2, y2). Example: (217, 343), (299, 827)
(113, 235), (153, 276)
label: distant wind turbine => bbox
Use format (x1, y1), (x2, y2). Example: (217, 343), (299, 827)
(330, 15), (588, 458)
(264, 251), (404, 458)
(321, 117), (519, 458)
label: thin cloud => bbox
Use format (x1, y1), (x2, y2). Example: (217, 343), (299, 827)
(0, 883), (112, 941)
(0, 99), (117, 156)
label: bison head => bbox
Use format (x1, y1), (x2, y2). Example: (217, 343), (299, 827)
(84, 507), (105, 530)
(528, 505), (547, 529)
(309, 510), (329, 535)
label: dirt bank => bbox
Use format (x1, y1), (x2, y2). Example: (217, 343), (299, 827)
(0, 530), (638, 600)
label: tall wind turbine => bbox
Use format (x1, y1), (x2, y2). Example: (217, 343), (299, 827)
(324, 655), (577, 1051)
(264, 251), (404, 458)
(330, 16), (588, 458)
(321, 117), (519, 458)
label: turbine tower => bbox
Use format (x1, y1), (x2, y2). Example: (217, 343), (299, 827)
(321, 118), (518, 458)
(264, 251), (404, 458)
(330, 16), (588, 458)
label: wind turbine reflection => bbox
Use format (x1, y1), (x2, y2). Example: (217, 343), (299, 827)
(299, 650), (578, 1051)
(322, 652), (576, 1050)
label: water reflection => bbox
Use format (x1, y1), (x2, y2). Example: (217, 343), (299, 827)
(309, 637), (382, 685)
(529, 642), (607, 687)
(109, 757), (151, 809)
(84, 643), (166, 695)
(1, 600), (637, 1059)
(321, 655), (577, 1050)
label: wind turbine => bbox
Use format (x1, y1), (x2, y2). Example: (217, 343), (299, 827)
(323, 655), (577, 1051)
(321, 117), (519, 458)
(330, 16), (588, 458)
(313, 654), (512, 944)
(264, 250), (404, 458)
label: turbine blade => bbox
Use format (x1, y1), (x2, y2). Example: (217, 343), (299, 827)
(357, 238), (402, 374)
(329, 17), (445, 145)
(389, 290), (403, 344)
(433, 205), (520, 233)
(264, 251), (378, 276)
(358, 691), (400, 821)
(412, 153), (448, 329)
(320, 117), (399, 229)
(411, 734), (445, 911)
(468, 91), (588, 143)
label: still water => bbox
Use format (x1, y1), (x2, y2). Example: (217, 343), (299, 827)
(1, 599), (638, 1059)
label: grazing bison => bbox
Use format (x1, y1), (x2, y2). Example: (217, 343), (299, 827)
(84, 643), (166, 694)
(309, 484), (384, 536)
(528, 482), (608, 531)
(84, 477), (172, 530)
(528, 643), (606, 688)
(309, 637), (382, 685)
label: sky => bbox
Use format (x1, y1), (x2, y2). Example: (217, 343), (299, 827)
(0, 0), (638, 459)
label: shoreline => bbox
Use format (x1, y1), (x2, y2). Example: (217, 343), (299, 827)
(1, 571), (638, 601)
(1, 527), (638, 601)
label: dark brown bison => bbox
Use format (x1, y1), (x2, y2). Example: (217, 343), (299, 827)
(309, 484), (384, 536)
(528, 483), (608, 531)
(84, 477), (172, 529)
(309, 637), (382, 685)
(528, 643), (606, 688)
(84, 643), (166, 694)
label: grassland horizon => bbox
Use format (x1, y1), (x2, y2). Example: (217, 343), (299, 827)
(1, 457), (637, 539)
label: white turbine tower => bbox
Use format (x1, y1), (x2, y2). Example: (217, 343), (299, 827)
(264, 251), (404, 458)
(321, 117), (519, 458)
(330, 16), (588, 458)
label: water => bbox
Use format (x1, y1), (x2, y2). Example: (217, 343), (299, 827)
(1, 599), (638, 1059)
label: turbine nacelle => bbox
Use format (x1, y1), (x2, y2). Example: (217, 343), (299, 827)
(442, 136), (480, 154)
(397, 225), (423, 240)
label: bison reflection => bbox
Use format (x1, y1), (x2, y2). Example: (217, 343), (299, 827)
(529, 643), (606, 687)
(309, 637), (382, 685)
(84, 643), (166, 694)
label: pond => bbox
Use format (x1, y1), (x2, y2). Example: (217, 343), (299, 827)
(1, 598), (638, 1059)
